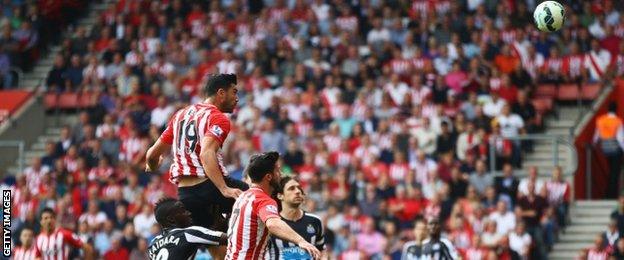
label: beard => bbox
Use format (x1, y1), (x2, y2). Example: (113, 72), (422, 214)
(269, 177), (280, 192)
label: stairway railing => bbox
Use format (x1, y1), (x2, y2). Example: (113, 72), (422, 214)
(488, 134), (578, 199)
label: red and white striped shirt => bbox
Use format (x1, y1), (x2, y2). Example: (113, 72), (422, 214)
(160, 103), (231, 184)
(335, 16), (358, 32)
(13, 245), (41, 260)
(226, 187), (280, 260)
(464, 247), (487, 260)
(563, 54), (586, 78)
(388, 163), (410, 184)
(587, 248), (609, 260)
(36, 228), (84, 260)
(545, 181), (570, 205)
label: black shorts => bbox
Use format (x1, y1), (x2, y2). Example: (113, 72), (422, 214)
(178, 177), (249, 232)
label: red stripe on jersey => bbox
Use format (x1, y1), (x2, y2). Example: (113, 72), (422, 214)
(243, 197), (258, 260)
(231, 198), (250, 260)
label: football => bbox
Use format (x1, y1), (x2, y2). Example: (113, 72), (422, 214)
(533, 1), (566, 32)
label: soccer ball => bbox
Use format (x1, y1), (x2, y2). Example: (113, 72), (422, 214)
(533, 1), (565, 32)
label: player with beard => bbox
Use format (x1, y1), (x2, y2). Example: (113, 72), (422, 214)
(36, 208), (94, 260)
(268, 177), (325, 259)
(226, 152), (321, 260)
(147, 197), (227, 260)
(145, 74), (248, 259)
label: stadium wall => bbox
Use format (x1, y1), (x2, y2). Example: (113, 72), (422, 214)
(0, 91), (43, 176)
(574, 79), (624, 199)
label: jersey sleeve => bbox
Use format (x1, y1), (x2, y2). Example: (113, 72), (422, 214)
(256, 196), (280, 223)
(183, 226), (226, 246)
(314, 218), (325, 250)
(204, 112), (231, 146)
(61, 229), (84, 248)
(159, 113), (176, 145)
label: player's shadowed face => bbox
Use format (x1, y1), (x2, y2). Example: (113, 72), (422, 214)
(40, 212), (55, 231)
(428, 219), (441, 237)
(281, 179), (304, 207)
(220, 84), (239, 113)
(171, 202), (193, 228)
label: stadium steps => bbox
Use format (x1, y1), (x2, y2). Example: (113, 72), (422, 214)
(549, 200), (616, 260)
(20, 1), (111, 89)
(518, 105), (586, 178)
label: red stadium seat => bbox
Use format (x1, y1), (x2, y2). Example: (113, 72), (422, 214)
(557, 84), (580, 101)
(581, 83), (602, 100)
(43, 93), (58, 110)
(535, 84), (557, 98)
(58, 92), (79, 109)
(78, 91), (96, 109)
(532, 98), (553, 115)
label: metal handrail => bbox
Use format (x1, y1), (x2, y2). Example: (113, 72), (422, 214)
(0, 141), (25, 175)
(8, 67), (23, 87)
(490, 134), (578, 176)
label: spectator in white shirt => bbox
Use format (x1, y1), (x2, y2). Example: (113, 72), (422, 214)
(483, 92), (507, 118)
(509, 221), (532, 259)
(518, 166), (545, 197)
(413, 117), (438, 155)
(586, 39), (612, 82)
(367, 18), (391, 46)
(134, 204), (157, 239)
(384, 74), (410, 106)
(488, 201), (516, 236)
(150, 96), (174, 129)
(434, 46), (453, 75)
(79, 200), (107, 229)
(495, 104), (525, 138)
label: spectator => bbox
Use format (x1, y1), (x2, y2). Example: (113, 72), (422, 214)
(603, 219), (620, 249)
(489, 201), (516, 236)
(494, 163), (519, 206)
(586, 235), (610, 260)
(593, 102), (624, 199)
(517, 182), (548, 259)
(508, 221), (532, 259)
(518, 166), (544, 198)
(468, 160), (493, 196)
(545, 166), (571, 229)
(356, 218), (387, 258)
(612, 195), (624, 235)
(103, 233), (129, 260)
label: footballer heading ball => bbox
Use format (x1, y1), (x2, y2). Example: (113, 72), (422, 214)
(533, 1), (565, 32)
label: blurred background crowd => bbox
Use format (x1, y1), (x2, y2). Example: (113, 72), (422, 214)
(3, 0), (624, 259)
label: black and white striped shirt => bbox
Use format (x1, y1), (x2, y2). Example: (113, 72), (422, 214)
(268, 212), (325, 260)
(148, 226), (224, 260)
(421, 238), (459, 260)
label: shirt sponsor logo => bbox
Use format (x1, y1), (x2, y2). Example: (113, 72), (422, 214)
(306, 224), (315, 234)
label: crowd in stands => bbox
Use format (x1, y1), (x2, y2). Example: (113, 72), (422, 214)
(0, 0), (90, 89)
(5, 0), (624, 259)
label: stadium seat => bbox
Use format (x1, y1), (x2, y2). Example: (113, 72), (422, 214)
(43, 93), (58, 110)
(78, 91), (96, 109)
(557, 84), (580, 101)
(581, 83), (602, 100)
(58, 92), (79, 109)
(532, 98), (553, 115)
(535, 84), (557, 98)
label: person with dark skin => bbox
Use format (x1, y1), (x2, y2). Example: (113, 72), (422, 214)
(147, 197), (227, 260)
(421, 218), (459, 259)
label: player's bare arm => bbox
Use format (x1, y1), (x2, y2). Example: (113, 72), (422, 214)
(200, 136), (242, 199)
(145, 139), (170, 172)
(82, 243), (94, 260)
(265, 217), (321, 259)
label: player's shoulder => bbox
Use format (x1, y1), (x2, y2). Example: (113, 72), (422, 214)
(302, 212), (323, 224)
(402, 240), (418, 248)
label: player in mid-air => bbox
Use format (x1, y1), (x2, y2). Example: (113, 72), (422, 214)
(37, 208), (94, 260)
(268, 176), (325, 259)
(145, 74), (248, 258)
(148, 197), (227, 260)
(226, 151), (321, 260)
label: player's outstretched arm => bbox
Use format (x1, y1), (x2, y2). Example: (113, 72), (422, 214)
(265, 218), (321, 259)
(184, 226), (228, 246)
(200, 136), (242, 199)
(82, 243), (94, 260)
(145, 139), (170, 172)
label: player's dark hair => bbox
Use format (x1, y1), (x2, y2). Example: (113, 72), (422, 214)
(40, 207), (56, 218)
(246, 151), (280, 183)
(276, 176), (304, 196)
(203, 74), (237, 96)
(154, 197), (178, 228)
